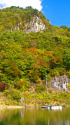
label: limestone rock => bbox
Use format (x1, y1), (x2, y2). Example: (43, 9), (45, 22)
(51, 75), (70, 91)
(25, 16), (45, 33)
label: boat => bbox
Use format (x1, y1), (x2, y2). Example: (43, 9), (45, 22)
(41, 105), (48, 109)
(48, 105), (62, 110)
(42, 105), (62, 110)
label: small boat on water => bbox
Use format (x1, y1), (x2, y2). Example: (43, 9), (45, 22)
(42, 105), (62, 110)
(41, 105), (48, 109)
(48, 105), (62, 110)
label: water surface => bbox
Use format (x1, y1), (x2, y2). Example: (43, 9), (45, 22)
(0, 107), (70, 125)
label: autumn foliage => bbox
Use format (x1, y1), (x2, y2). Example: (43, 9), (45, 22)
(0, 82), (6, 91)
(0, 6), (70, 91)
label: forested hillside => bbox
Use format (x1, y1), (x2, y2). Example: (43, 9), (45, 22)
(0, 6), (70, 105)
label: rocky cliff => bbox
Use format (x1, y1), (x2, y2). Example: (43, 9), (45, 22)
(25, 16), (45, 33)
(12, 16), (46, 33)
(51, 75), (70, 91)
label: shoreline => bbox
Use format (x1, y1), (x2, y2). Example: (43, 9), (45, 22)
(0, 105), (24, 109)
(0, 104), (38, 109)
(0, 104), (69, 109)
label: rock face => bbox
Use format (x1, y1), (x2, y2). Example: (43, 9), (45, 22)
(51, 75), (69, 91)
(10, 16), (46, 33)
(25, 16), (45, 33)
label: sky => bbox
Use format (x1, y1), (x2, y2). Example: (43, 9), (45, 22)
(0, 0), (70, 27)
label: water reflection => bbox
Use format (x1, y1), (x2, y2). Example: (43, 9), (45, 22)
(21, 109), (24, 118)
(57, 120), (70, 125)
(0, 108), (70, 125)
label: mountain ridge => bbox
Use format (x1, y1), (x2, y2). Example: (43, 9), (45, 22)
(0, 6), (51, 32)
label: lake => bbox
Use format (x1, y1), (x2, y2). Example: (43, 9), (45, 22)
(0, 107), (70, 125)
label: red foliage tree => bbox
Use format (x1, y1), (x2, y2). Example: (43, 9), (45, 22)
(0, 82), (6, 91)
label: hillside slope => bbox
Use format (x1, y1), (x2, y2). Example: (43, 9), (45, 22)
(0, 7), (70, 104)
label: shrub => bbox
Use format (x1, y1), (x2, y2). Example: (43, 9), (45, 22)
(67, 84), (70, 91)
(14, 78), (30, 90)
(0, 82), (6, 91)
(12, 89), (21, 100)
(14, 80), (23, 89)
(66, 71), (70, 78)
(4, 88), (21, 101)
(35, 84), (46, 93)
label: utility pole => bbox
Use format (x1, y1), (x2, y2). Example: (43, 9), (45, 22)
(46, 75), (47, 91)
